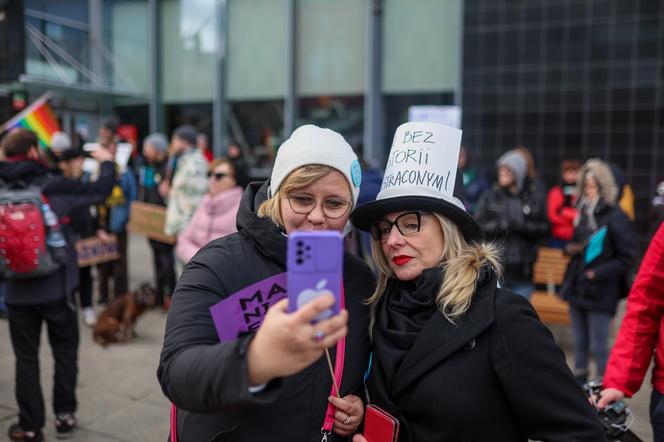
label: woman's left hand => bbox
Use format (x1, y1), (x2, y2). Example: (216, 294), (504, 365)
(329, 394), (364, 436)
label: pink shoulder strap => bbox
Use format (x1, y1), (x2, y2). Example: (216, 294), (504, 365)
(169, 283), (347, 442)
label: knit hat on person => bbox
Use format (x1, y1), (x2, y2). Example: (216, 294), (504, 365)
(351, 122), (482, 242)
(269, 124), (362, 208)
(172, 125), (198, 146)
(496, 150), (527, 192)
(50, 131), (72, 153)
(144, 132), (168, 153)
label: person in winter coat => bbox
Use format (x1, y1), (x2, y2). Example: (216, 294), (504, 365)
(598, 221), (664, 441)
(560, 159), (635, 383)
(458, 145), (489, 215)
(158, 125), (376, 441)
(474, 149), (549, 299)
(163, 125), (208, 236)
(55, 141), (99, 326)
(175, 158), (243, 263)
(0, 128), (116, 442)
(138, 133), (177, 307)
(96, 137), (137, 304)
(350, 122), (604, 442)
(547, 159), (581, 248)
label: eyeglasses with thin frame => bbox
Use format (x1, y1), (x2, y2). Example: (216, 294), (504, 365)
(370, 211), (423, 241)
(207, 171), (229, 180)
(286, 193), (352, 219)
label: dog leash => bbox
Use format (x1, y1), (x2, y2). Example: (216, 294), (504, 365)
(170, 285), (347, 442)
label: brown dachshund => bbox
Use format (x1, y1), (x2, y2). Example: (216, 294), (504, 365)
(93, 283), (156, 346)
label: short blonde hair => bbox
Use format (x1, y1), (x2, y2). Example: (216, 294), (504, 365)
(368, 213), (501, 335)
(257, 164), (349, 226)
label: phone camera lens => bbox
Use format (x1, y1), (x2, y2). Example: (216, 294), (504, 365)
(296, 241), (304, 247)
(296, 250), (303, 256)
(296, 258), (303, 265)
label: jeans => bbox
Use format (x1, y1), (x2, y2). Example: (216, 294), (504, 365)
(0, 282), (6, 314)
(569, 304), (613, 378)
(78, 266), (93, 308)
(98, 231), (128, 302)
(8, 298), (79, 432)
(651, 389), (664, 442)
(149, 239), (176, 305)
(502, 282), (534, 300)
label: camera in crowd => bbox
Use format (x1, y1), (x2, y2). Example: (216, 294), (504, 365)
(583, 380), (638, 441)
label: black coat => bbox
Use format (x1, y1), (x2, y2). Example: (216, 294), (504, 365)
(0, 159), (116, 305)
(475, 183), (549, 283)
(157, 181), (375, 442)
(365, 269), (605, 442)
(561, 203), (635, 315)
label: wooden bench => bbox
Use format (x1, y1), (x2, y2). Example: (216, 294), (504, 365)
(530, 247), (571, 325)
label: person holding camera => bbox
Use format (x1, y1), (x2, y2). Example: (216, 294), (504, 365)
(350, 122), (604, 442)
(0, 128), (115, 442)
(599, 222), (664, 441)
(158, 125), (375, 441)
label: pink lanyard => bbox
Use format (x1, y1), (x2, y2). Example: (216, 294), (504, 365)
(171, 285), (347, 442)
(320, 285), (346, 442)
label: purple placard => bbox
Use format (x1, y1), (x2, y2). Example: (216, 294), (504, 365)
(209, 272), (287, 342)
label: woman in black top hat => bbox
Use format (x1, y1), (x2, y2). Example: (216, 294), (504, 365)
(350, 122), (604, 441)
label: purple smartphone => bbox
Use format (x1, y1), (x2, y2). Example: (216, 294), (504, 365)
(287, 231), (343, 321)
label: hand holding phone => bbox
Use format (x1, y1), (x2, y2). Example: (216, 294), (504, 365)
(287, 231), (343, 321)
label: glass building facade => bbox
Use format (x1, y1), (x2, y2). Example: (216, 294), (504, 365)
(462, 0), (664, 242)
(1, 0), (661, 241)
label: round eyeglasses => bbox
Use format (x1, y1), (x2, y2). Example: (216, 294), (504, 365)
(370, 211), (423, 241)
(286, 194), (352, 219)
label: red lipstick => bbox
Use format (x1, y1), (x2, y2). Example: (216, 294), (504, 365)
(392, 255), (412, 266)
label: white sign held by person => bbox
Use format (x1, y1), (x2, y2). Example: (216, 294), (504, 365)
(408, 105), (461, 129)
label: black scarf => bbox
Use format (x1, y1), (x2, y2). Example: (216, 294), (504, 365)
(374, 267), (443, 388)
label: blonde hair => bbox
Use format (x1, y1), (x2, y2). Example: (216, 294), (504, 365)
(257, 164), (348, 226)
(368, 213), (502, 335)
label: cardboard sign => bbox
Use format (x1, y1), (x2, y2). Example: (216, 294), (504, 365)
(209, 273), (287, 342)
(76, 235), (120, 267)
(128, 201), (176, 244)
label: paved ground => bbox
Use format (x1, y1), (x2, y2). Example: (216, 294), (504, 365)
(0, 234), (655, 441)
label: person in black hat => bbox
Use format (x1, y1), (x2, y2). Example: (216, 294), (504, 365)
(350, 122), (604, 442)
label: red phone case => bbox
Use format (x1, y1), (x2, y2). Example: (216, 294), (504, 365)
(364, 404), (399, 442)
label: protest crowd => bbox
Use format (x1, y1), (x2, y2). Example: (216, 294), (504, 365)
(1, 115), (663, 442)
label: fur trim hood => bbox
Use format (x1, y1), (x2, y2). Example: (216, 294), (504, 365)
(577, 159), (618, 206)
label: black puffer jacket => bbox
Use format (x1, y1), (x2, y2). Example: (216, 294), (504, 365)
(157, 181), (375, 442)
(474, 182), (549, 283)
(0, 158), (116, 305)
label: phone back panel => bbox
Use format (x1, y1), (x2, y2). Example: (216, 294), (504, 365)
(287, 231), (343, 319)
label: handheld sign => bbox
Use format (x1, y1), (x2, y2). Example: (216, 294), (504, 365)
(209, 273), (287, 342)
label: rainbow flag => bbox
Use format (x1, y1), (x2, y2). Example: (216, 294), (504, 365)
(0, 92), (60, 148)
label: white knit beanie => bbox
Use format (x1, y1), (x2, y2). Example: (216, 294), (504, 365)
(269, 125), (362, 207)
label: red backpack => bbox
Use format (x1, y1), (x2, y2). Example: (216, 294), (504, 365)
(0, 182), (66, 280)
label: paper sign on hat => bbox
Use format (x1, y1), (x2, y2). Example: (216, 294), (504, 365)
(351, 121), (482, 241)
(378, 122), (463, 208)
